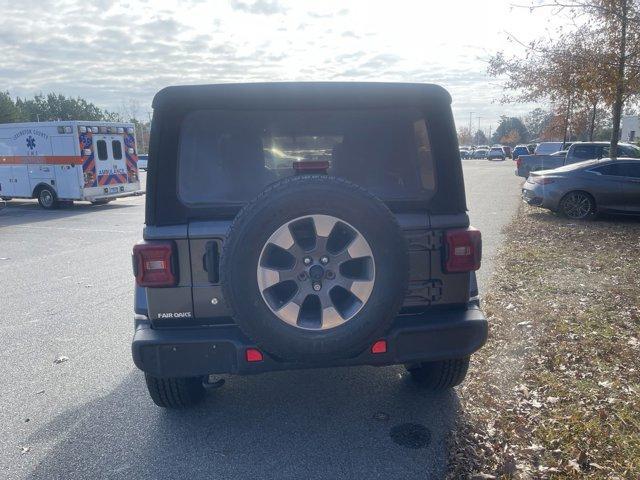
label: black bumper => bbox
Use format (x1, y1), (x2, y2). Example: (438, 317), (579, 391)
(132, 305), (488, 378)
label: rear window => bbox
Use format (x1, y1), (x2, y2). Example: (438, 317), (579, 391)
(96, 140), (108, 160)
(571, 145), (600, 162)
(177, 108), (436, 205)
(112, 140), (123, 160)
(603, 144), (640, 158)
(535, 143), (562, 155)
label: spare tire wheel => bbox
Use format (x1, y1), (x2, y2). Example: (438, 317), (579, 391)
(221, 175), (409, 361)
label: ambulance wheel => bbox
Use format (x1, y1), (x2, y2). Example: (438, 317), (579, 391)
(37, 186), (59, 209)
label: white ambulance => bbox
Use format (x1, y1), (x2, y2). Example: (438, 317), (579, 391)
(0, 121), (143, 209)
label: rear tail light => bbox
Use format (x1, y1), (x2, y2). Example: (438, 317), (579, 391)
(532, 177), (555, 185)
(371, 340), (387, 354)
(245, 348), (264, 362)
(444, 228), (481, 273)
(516, 158), (522, 168)
(132, 241), (177, 287)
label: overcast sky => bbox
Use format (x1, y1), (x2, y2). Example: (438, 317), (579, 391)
(1, 0), (562, 132)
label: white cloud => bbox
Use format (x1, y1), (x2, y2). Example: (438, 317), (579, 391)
(0, 0), (562, 129)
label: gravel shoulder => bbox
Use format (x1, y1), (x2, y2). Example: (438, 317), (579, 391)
(448, 204), (640, 479)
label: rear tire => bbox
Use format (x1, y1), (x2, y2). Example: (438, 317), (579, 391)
(559, 191), (595, 219)
(406, 357), (470, 391)
(144, 374), (206, 408)
(37, 186), (59, 209)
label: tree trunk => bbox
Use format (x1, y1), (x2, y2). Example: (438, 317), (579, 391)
(588, 101), (597, 141)
(562, 96), (572, 146)
(610, 0), (628, 160)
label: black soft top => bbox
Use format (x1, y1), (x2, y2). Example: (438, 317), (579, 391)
(152, 82), (452, 112)
(146, 82), (465, 226)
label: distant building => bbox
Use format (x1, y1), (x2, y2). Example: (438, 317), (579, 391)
(621, 115), (639, 142)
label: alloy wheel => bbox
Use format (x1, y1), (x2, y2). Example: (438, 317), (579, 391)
(257, 214), (375, 330)
(562, 192), (593, 219)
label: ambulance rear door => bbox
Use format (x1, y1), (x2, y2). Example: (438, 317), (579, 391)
(93, 134), (128, 190)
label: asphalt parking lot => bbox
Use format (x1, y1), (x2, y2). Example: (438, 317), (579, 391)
(0, 160), (521, 480)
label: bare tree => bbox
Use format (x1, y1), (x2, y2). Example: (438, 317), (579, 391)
(489, 0), (640, 157)
(457, 126), (474, 146)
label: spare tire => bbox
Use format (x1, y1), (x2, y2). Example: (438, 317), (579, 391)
(221, 175), (409, 361)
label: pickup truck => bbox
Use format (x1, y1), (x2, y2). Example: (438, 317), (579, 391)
(516, 141), (640, 177)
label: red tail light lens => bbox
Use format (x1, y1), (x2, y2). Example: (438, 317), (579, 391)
(516, 158), (522, 168)
(132, 241), (177, 287)
(245, 348), (264, 362)
(371, 340), (387, 354)
(444, 228), (482, 273)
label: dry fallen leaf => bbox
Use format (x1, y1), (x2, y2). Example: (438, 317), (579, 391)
(53, 356), (69, 364)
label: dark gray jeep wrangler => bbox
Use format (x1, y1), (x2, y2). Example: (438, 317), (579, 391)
(132, 82), (488, 408)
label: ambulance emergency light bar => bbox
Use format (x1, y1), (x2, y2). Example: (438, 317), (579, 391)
(77, 126), (134, 134)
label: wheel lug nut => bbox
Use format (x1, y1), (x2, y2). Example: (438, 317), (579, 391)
(326, 270), (335, 279)
(320, 255), (329, 265)
(312, 282), (322, 291)
(298, 272), (308, 281)
(303, 257), (312, 266)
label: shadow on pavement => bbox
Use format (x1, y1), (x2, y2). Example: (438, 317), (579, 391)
(525, 209), (640, 225)
(0, 200), (140, 227)
(27, 367), (458, 480)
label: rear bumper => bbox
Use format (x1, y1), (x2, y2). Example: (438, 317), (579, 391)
(85, 190), (145, 201)
(522, 186), (544, 206)
(522, 183), (562, 210)
(131, 305), (488, 378)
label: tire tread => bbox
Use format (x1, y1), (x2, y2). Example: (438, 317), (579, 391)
(407, 357), (470, 391)
(144, 374), (205, 408)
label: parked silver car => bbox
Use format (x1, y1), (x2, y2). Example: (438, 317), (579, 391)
(522, 158), (640, 219)
(472, 148), (489, 159)
(487, 146), (506, 161)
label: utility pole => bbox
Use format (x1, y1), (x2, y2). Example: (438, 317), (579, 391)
(468, 112), (473, 142)
(477, 116), (482, 144)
